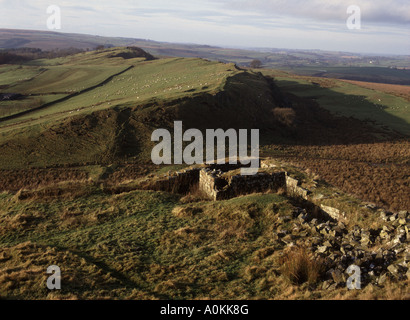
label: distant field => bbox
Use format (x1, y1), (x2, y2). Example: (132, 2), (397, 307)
(0, 65), (41, 86)
(0, 52), (136, 118)
(8, 65), (127, 95)
(340, 80), (410, 101)
(279, 66), (410, 85)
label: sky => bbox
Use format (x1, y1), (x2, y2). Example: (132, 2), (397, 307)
(0, 0), (409, 55)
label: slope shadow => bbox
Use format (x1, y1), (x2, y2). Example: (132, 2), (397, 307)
(266, 79), (409, 145)
(170, 73), (408, 148)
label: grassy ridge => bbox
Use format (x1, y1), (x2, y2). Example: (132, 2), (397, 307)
(0, 49), (282, 169)
(0, 48), (408, 171)
(2, 29), (410, 85)
(0, 49), (239, 127)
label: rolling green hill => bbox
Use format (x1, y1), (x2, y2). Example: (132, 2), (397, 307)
(0, 47), (408, 170)
(0, 47), (281, 169)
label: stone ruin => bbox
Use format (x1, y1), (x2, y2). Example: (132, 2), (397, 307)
(142, 161), (310, 203)
(139, 161), (410, 287)
(199, 165), (309, 201)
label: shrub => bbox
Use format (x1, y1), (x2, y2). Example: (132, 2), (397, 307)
(273, 108), (296, 126)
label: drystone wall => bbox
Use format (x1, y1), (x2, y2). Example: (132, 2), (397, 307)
(141, 168), (200, 194)
(199, 168), (310, 201)
(320, 204), (347, 221)
(285, 176), (310, 200)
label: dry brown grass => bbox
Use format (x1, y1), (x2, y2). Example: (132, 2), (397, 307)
(326, 279), (410, 300)
(0, 241), (156, 300)
(0, 168), (89, 192)
(172, 205), (203, 218)
(13, 181), (97, 202)
(279, 141), (410, 211)
(179, 183), (210, 203)
(279, 246), (325, 285)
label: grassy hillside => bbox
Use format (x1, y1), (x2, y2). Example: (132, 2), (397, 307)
(0, 47), (408, 170)
(0, 166), (408, 300)
(0, 188), (287, 299)
(0, 48), (239, 123)
(0, 47), (409, 300)
(0, 48), (250, 169)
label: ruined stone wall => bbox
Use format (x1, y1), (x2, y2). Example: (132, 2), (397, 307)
(286, 176), (310, 200)
(140, 166), (352, 225)
(199, 169), (288, 201)
(226, 172), (286, 199)
(320, 205), (347, 221)
(199, 169), (219, 201)
(142, 169), (200, 194)
(199, 168), (311, 202)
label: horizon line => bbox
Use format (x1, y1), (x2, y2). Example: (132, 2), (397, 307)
(1, 27), (409, 58)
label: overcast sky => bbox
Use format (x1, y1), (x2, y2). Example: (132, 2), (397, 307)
(0, 0), (409, 55)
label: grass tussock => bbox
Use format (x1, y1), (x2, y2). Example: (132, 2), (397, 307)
(179, 183), (210, 204)
(279, 246), (325, 285)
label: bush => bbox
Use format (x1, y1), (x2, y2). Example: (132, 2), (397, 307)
(250, 59), (262, 68)
(273, 108), (296, 126)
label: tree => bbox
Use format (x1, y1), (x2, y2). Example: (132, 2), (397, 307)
(250, 59), (262, 68)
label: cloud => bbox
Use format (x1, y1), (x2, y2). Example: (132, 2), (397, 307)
(221, 0), (410, 25)
(0, 0), (409, 54)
